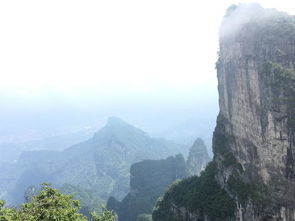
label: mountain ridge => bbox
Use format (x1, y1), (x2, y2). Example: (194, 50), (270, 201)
(0, 117), (189, 213)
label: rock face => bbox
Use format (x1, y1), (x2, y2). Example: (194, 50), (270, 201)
(107, 154), (187, 221)
(152, 4), (295, 221)
(186, 138), (210, 176)
(215, 3), (295, 220)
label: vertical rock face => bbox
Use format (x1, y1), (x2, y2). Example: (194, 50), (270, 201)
(186, 138), (210, 176)
(107, 154), (187, 221)
(152, 4), (295, 221)
(215, 3), (295, 220)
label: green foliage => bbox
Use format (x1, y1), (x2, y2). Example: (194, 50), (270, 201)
(213, 114), (242, 169)
(259, 14), (295, 42)
(18, 183), (87, 221)
(227, 173), (257, 205)
(152, 162), (236, 221)
(227, 6), (295, 43)
(60, 184), (103, 217)
(263, 61), (295, 129)
(4, 117), (188, 208)
(263, 61), (295, 94)
(0, 200), (19, 221)
(90, 206), (116, 221)
(0, 184), (115, 221)
(212, 113), (256, 207)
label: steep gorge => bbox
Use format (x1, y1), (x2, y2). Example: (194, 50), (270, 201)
(153, 4), (295, 221)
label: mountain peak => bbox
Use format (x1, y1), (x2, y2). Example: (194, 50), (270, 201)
(192, 138), (206, 148)
(107, 116), (127, 125)
(105, 116), (134, 129)
(92, 116), (148, 142)
(187, 138), (210, 176)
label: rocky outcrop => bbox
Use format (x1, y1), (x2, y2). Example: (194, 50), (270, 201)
(107, 154), (187, 221)
(152, 3), (295, 221)
(186, 138), (210, 176)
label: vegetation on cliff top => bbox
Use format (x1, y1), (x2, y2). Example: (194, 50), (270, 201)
(220, 3), (295, 41)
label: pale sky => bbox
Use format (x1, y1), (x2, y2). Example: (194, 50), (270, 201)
(0, 0), (293, 99)
(0, 0), (294, 143)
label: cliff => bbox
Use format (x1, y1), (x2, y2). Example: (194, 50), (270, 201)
(153, 4), (295, 221)
(107, 154), (187, 221)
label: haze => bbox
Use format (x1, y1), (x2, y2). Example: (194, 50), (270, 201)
(0, 0), (294, 147)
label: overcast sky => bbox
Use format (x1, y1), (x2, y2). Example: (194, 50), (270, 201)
(1, 0), (293, 99)
(0, 0), (294, 142)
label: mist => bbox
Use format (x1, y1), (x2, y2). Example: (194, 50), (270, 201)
(0, 84), (218, 146)
(1, 0), (295, 148)
(220, 3), (291, 38)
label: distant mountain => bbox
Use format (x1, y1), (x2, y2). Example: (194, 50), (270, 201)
(0, 127), (96, 165)
(186, 138), (210, 176)
(107, 154), (187, 221)
(105, 138), (210, 221)
(0, 117), (189, 210)
(151, 117), (216, 155)
(0, 143), (22, 164)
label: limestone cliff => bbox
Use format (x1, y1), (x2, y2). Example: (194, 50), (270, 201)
(153, 4), (295, 221)
(215, 3), (295, 220)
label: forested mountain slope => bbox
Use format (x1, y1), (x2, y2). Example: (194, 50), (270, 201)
(0, 117), (188, 212)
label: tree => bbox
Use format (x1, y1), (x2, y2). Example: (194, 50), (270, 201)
(0, 183), (115, 221)
(0, 200), (19, 220)
(90, 206), (116, 221)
